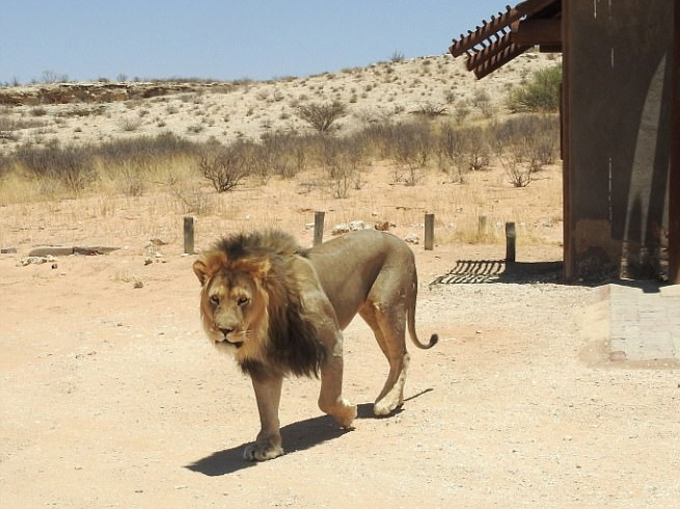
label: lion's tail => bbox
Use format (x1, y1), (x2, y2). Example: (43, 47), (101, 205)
(407, 281), (439, 350)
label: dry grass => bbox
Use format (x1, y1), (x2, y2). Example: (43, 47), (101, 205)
(0, 157), (562, 255)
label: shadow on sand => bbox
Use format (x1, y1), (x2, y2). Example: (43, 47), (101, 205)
(185, 388), (433, 476)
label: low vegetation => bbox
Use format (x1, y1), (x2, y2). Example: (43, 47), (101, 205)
(506, 64), (562, 113)
(0, 61), (562, 244)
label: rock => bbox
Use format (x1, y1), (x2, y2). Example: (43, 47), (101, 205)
(331, 224), (350, 236)
(1, 247), (17, 254)
(28, 245), (120, 257)
(348, 220), (366, 231)
(404, 234), (420, 244)
(148, 237), (168, 246)
(17, 255), (58, 267)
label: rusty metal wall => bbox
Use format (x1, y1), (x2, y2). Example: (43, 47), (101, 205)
(565, 0), (673, 280)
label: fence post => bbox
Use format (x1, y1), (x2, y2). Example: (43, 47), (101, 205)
(184, 216), (195, 254)
(477, 215), (487, 237)
(313, 211), (325, 246)
(505, 222), (516, 263)
(424, 213), (435, 250)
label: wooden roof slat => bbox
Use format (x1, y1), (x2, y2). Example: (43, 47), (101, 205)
(465, 32), (515, 71)
(450, 0), (558, 56)
(450, 5), (517, 57)
(474, 43), (531, 79)
(449, 0), (561, 79)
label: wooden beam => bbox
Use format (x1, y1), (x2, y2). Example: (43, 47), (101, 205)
(510, 19), (562, 46)
(669, 0), (680, 283)
(561, 0), (572, 281)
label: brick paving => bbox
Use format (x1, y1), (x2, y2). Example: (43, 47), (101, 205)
(608, 282), (680, 361)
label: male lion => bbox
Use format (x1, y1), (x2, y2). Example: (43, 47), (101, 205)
(192, 228), (437, 461)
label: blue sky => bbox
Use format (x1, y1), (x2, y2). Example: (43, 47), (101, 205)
(1, 1), (503, 84)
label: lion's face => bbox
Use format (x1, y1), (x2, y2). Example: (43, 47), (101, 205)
(193, 254), (269, 358)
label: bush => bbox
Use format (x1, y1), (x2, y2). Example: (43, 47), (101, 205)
(387, 121), (433, 185)
(491, 114), (559, 170)
(15, 142), (95, 193)
(507, 64), (562, 113)
(436, 123), (467, 182)
(198, 141), (253, 193)
(296, 101), (347, 133)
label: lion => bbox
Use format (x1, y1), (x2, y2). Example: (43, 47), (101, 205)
(192, 228), (438, 461)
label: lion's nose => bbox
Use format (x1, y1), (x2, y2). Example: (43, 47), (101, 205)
(219, 328), (233, 338)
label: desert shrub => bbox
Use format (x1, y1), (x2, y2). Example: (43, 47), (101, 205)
(296, 101), (347, 133)
(436, 123), (467, 183)
(491, 114), (560, 187)
(116, 163), (147, 197)
(97, 132), (199, 165)
(0, 152), (12, 180)
(0, 115), (45, 133)
(316, 135), (366, 198)
(198, 141), (253, 193)
(499, 152), (535, 187)
(120, 117), (142, 132)
(15, 142), (95, 193)
(458, 126), (491, 171)
(414, 102), (447, 118)
(253, 132), (307, 179)
(472, 89), (493, 118)
(507, 64), (562, 113)
(387, 121), (434, 185)
(390, 50), (405, 63)
(491, 114), (559, 170)
(170, 181), (216, 215)
(353, 113), (395, 159)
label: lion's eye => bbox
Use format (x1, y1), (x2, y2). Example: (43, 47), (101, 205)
(237, 296), (249, 306)
(209, 295), (220, 306)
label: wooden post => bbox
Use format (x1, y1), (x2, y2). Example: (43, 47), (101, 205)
(183, 216), (195, 254)
(505, 222), (516, 263)
(424, 213), (434, 250)
(669, 2), (680, 283)
(313, 211), (325, 246)
(478, 215), (487, 237)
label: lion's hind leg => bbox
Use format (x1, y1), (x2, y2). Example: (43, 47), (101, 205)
(359, 302), (410, 417)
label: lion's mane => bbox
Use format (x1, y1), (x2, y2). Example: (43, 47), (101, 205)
(209, 230), (328, 379)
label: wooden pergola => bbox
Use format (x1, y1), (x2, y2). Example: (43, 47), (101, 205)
(449, 0), (680, 283)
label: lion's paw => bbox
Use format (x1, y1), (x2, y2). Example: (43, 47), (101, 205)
(243, 443), (284, 462)
(373, 397), (403, 417)
(334, 400), (357, 429)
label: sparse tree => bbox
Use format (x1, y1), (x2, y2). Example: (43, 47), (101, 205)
(296, 101), (347, 134)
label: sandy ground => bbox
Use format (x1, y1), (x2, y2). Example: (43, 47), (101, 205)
(1, 230), (679, 509)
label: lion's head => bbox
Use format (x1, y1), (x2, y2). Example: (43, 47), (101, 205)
(193, 230), (327, 378)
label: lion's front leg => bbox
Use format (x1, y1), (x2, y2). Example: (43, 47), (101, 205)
(244, 374), (284, 461)
(318, 331), (357, 429)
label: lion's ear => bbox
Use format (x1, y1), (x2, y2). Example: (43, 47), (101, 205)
(234, 257), (271, 281)
(193, 259), (210, 286)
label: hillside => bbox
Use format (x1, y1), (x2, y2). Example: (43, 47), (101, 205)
(0, 52), (560, 151)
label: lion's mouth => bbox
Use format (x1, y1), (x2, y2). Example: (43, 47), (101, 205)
(215, 332), (244, 349)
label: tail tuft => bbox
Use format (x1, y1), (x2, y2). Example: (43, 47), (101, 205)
(427, 334), (439, 349)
